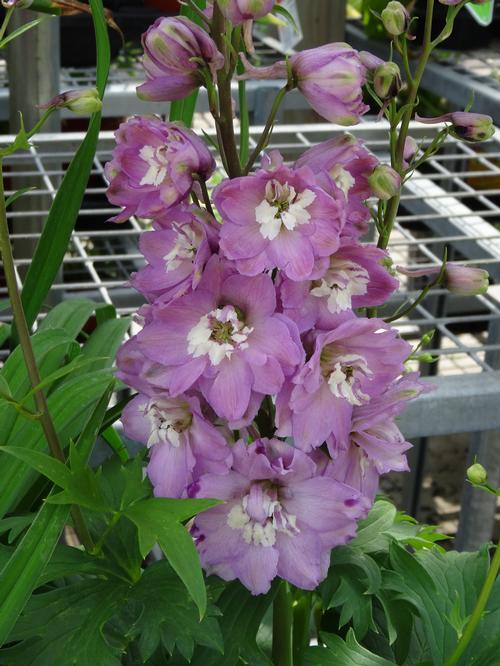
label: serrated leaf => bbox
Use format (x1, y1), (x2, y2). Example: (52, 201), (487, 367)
(190, 580), (277, 666)
(304, 629), (394, 665)
(384, 545), (489, 665)
(124, 498), (220, 618)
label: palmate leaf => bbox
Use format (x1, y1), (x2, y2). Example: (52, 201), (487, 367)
(304, 629), (395, 666)
(0, 561), (222, 666)
(384, 543), (490, 665)
(190, 581), (278, 666)
(124, 498), (221, 618)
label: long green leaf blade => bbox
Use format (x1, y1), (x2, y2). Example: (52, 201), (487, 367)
(19, 0), (110, 329)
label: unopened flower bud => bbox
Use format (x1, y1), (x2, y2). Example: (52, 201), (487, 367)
(416, 111), (494, 143)
(39, 88), (102, 114)
(373, 62), (402, 100)
(467, 463), (487, 485)
(359, 50), (384, 71)
(403, 136), (418, 167)
(397, 261), (489, 296)
(444, 263), (489, 296)
(368, 164), (401, 200)
(216, 0), (274, 24)
(381, 1), (410, 36)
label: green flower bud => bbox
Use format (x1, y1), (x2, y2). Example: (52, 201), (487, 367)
(38, 88), (102, 115)
(381, 1), (410, 36)
(373, 62), (402, 100)
(368, 164), (401, 200)
(467, 463), (487, 485)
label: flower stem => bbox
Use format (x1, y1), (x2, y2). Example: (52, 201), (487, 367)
(211, 4), (242, 178)
(244, 85), (288, 175)
(444, 541), (500, 666)
(292, 592), (311, 666)
(377, 0), (435, 252)
(0, 159), (94, 553)
(272, 581), (293, 666)
(0, 7), (14, 44)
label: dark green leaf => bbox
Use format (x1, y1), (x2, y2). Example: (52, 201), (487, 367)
(124, 498), (220, 618)
(0, 514), (34, 544)
(190, 580), (277, 666)
(39, 299), (96, 338)
(0, 446), (71, 489)
(304, 630), (395, 666)
(5, 186), (37, 209)
(18, 0), (110, 329)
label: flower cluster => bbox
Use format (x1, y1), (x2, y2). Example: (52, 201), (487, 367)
(105, 9), (442, 596)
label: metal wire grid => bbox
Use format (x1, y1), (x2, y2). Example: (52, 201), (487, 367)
(0, 120), (499, 380)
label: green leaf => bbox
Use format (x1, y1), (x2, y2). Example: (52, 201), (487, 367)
(18, 0), (110, 330)
(0, 579), (126, 665)
(384, 545), (489, 665)
(304, 629), (395, 666)
(0, 446), (71, 489)
(0, 370), (113, 517)
(5, 186), (37, 209)
(0, 502), (70, 648)
(101, 426), (130, 462)
(129, 561), (223, 662)
(124, 498), (220, 618)
(0, 514), (34, 544)
(320, 547), (382, 640)
(76, 316), (130, 375)
(0, 561), (221, 666)
(272, 3), (299, 32)
(38, 299), (96, 338)
(0, 376), (114, 646)
(191, 580), (277, 666)
(0, 16), (47, 49)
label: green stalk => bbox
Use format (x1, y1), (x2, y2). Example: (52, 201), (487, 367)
(444, 541), (500, 666)
(0, 6), (14, 42)
(0, 159), (94, 553)
(211, 4), (242, 178)
(244, 85), (289, 175)
(377, 0), (435, 251)
(292, 592), (311, 666)
(272, 581), (293, 666)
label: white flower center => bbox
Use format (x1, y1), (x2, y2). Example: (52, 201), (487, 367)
(326, 353), (373, 406)
(310, 258), (369, 313)
(226, 484), (299, 547)
(139, 397), (192, 448)
(255, 179), (316, 240)
(329, 165), (355, 197)
(139, 144), (171, 187)
(187, 305), (253, 366)
(163, 224), (200, 272)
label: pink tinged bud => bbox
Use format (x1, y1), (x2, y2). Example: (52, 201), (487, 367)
(416, 112), (495, 143)
(445, 263), (489, 296)
(381, 1), (410, 36)
(137, 16), (224, 102)
(359, 50), (384, 71)
(467, 463), (488, 485)
(373, 62), (402, 100)
(397, 262), (489, 296)
(403, 136), (418, 166)
(368, 164), (401, 200)
(216, 0), (274, 24)
(39, 88), (102, 114)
